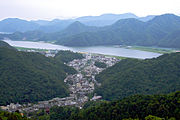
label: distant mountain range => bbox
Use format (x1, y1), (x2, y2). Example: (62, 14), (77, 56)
(0, 13), (155, 33)
(55, 14), (180, 48)
(1, 13), (180, 48)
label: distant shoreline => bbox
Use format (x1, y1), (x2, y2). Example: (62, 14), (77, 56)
(3, 40), (162, 59)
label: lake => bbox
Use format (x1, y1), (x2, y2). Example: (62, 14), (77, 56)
(3, 40), (162, 59)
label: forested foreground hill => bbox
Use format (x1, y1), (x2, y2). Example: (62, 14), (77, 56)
(33, 91), (180, 120)
(0, 42), (76, 105)
(0, 40), (16, 49)
(0, 111), (30, 120)
(95, 52), (180, 100)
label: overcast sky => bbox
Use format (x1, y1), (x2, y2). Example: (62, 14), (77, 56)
(0, 0), (180, 20)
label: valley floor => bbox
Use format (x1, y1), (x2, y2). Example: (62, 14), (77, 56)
(123, 45), (179, 54)
(1, 53), (120, 113)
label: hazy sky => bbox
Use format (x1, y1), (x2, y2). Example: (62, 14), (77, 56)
(0, 0), (180, 20)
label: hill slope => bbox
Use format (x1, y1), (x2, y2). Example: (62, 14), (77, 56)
(71, 91), (180, 120)
(94, 52), (180, 100)
(54, 50), (84, 63)
(55, 14), (180, 48)
(0, 45), (76, 105)
(0, 18), (39, 32)
(0, 41), (16, 49)
(36, 91), (180, 120)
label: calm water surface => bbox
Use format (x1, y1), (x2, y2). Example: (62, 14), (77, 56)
(3, 40), (162, 59)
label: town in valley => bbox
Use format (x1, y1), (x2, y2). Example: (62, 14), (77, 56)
(1, 49), (120, 114)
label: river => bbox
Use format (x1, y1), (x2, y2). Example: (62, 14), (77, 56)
(3, 40), (162, 59)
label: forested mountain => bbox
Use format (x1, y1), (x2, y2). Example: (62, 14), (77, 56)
(37, 20), (74, 33)
(54, 14), (180, 48)
(94, 52), (180, 101)
(1, 14), (180, 48)
(0, 43), (76, 105)
(0, 18), (39, 32)
(33, 91), (180, 120)
(0, 13), (151, 33)
(0, 40), (15, 49)
(0, 21), (99, 42)
(56, 18), (147, 46)
(0, 30), (45, 41)
(76, 13), (138, 26)
(158, 30), (180, 48)
(39, 21), (99, 42)
(73, 91), (180, 120)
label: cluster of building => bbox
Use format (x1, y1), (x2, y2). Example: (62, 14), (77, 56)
(19, 49), (59, 57)
(1, 53), (120, 113)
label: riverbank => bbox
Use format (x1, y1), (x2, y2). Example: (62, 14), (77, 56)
(3, 40), (162, 59)
(15, 46), (136, 59)
(15, 46), (48, 52)
(124, 46), (177, 54)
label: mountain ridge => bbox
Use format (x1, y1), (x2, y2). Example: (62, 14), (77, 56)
(0, 13), (157, 33)
(1, 14), (180, 48)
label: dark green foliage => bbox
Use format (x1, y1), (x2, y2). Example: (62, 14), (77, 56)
(0, 41), (16, 50)
(49, 106), (80, 120)
(145, 115), (165, 120)
(71, 91), (180, 120)
(0, 47), (76, 105)
(0, 111), (30, 120)
(34, 92), (180, 120)
(94, 61), (107, 68)
(95, 53), (180, 100)
(55, 50), (84, 63)
(82, 101), (107, 109)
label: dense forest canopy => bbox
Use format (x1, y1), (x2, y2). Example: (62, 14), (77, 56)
(0, 111), (30, 120)
(95, 52), (180, 100)
(54, 50), (84, 63)
(31, 91), (180, 120)
(94, 61), (107, 68)
(0, 42), (76, 105)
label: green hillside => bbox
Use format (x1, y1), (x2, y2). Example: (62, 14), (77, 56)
(33, 91), (180, 120)
(0, 111), (30, 120)
(54, 50), (84, 63)
(0, 45), (76, 105)
(94, 52), (180, 100)
(158, 30), (180, 48)
(56, 14), (180, 47)
(0, 40), (16, 49)
(72, 91), (180, 120)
